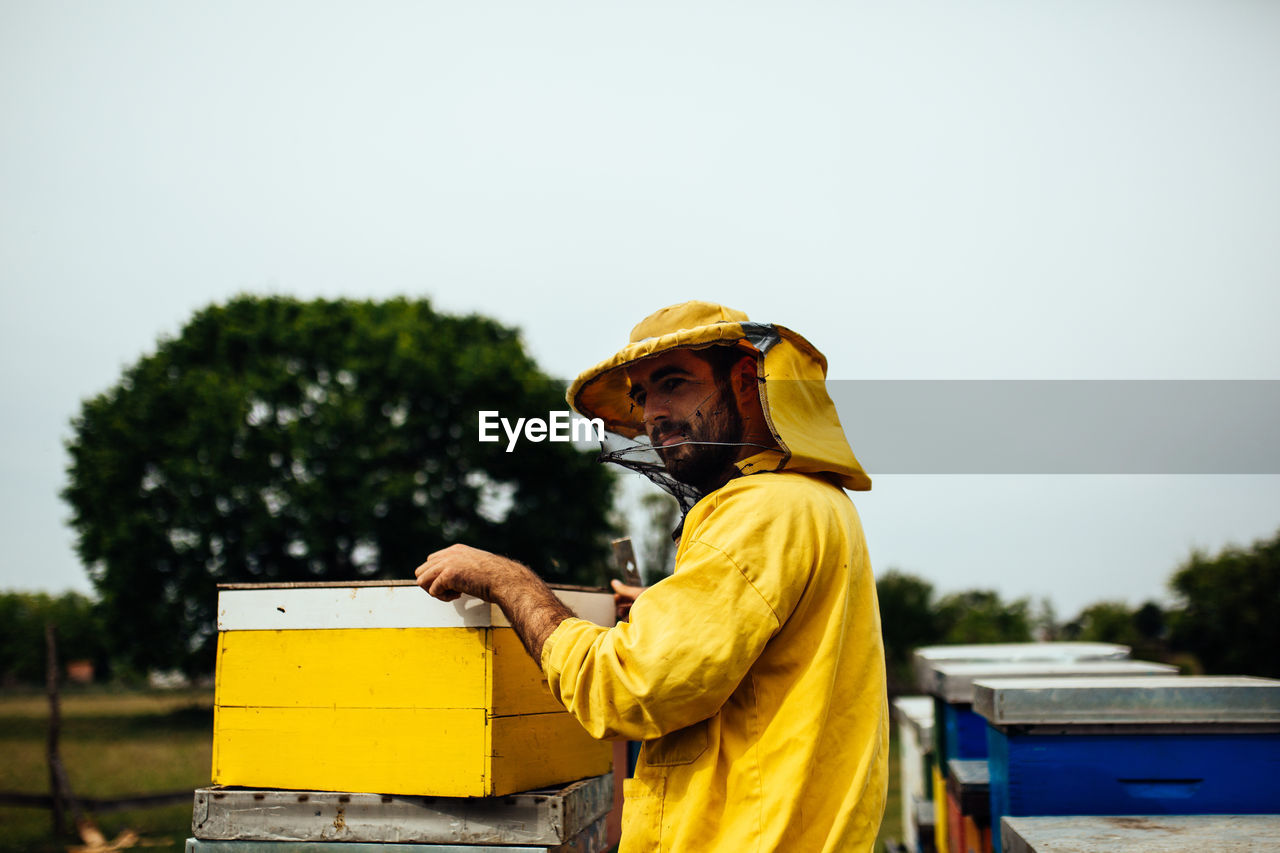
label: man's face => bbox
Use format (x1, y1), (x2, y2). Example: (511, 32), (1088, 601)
(625, 349), (744, 491)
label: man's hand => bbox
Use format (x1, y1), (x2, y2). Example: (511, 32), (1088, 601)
(610, 578), (646, 621)
(413, 544), (574, 661)
(414, 544), (528, 603)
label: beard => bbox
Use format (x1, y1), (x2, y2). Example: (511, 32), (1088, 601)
(649, 383), (744, 492)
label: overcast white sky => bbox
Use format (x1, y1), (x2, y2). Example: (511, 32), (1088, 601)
(3, 1), (1278, 617)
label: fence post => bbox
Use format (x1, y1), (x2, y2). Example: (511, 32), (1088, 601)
(45, 623), (65, 836)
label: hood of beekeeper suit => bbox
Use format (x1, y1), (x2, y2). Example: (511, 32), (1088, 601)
(567, 301), (871, 502)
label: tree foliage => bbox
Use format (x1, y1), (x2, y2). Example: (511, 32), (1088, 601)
(1168, 529), (1280, 677)
(63, 296), (616, 675)
(875, 532), (1280, 688)
(1059, 598), (1172, 666)
(875, 571), (1035, 690)
(1063, 600), (1144, 646)
(934, 589), (1033, 645)
(875, 570), (944, 691)
(0, 591), (106, 686)
(876, 570), (940, 665)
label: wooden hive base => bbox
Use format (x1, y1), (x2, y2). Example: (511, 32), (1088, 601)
(192, 773), (611, 848)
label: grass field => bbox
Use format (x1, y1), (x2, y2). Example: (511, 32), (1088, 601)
(877, 729), (903, 851)
(0, 688), (213, 853)
(1, 688), (903, 852)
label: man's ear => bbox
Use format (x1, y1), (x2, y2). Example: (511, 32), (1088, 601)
(731, 355), (758, 395)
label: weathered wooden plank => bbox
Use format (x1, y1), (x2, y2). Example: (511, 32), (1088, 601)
(192, 774), (611, 845)
(187, 813), (607, 850)
(1002, 814), (1280, 853)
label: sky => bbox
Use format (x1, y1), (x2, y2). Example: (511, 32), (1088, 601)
(3, 1), (1278, 618)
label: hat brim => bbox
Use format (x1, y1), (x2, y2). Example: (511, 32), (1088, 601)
(567, 321), (757, 439)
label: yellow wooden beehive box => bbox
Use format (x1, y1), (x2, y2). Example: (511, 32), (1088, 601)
(212, 581), (613, 797)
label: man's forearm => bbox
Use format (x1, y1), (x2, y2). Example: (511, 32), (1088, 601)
(414, 543), (575, 661)
(493, 572), (575, 661)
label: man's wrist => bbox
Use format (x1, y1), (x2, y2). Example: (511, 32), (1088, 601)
(494, 567), (575, 661)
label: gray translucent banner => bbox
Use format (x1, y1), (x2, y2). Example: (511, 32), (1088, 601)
(820, 380), (1280, 474)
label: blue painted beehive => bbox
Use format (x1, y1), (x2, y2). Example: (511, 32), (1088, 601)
(913, 644), (1132, 771)
(913, 644), (1135, 853)
(929, 659), (1176, 767)
(973, 675), (1280, 853)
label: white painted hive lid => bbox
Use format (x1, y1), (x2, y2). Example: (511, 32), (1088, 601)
(217, 581), (615, 631)
(932, 659), (1179, 704)
(892, 695), (936, 742)
(912, 641), (1132, 692)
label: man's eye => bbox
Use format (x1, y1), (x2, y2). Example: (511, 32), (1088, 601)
(660, 378), (684, 394)
(632, 391), (647, 407)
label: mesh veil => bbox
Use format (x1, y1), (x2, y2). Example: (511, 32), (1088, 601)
(597, 431), (706, 516)
(592, 322), (785, 519)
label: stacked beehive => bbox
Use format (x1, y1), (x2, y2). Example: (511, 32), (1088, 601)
(895, 642), (1280, 853)
(923, 655), (1176, 853)
(904, 642), (1138, 853)
(187, 581), (615, 852)
(892, 695), (938, 853)
(976, 675), (1280, 853)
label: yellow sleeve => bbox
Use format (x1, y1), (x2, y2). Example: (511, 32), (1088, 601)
(540, 536), (781, 741)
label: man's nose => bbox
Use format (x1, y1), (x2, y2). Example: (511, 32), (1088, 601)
(641, 398), (671, 428)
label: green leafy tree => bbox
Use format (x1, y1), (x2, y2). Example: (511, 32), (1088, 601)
(63, 296), (617, 675)
(1065, 598), (1173, 663)
(1133, 601), (1167, 645)
(1168, 530), (1280, 677)
(934, 589), (1033, 644)
(1063, 601), (1142, 646)
(875, 570), (944, 691)
(0, 591), (106, 686)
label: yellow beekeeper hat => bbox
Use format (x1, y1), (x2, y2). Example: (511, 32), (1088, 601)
(567, 301), (871, 491)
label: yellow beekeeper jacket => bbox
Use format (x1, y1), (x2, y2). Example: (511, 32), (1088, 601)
(543, 302), (889, 852)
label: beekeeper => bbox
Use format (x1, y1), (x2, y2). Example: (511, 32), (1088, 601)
(416, 301), (887, 852)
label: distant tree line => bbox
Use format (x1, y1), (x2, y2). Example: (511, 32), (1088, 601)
(0, 591), (108, 687)
(8, 528), (1275, 689)
(877, 527), (1280, 693)
(22, 291), (1280, 687)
